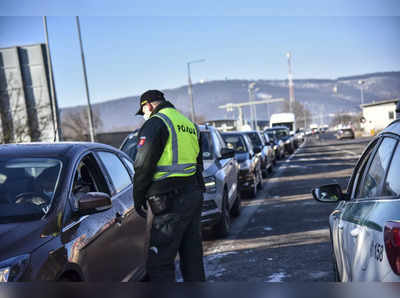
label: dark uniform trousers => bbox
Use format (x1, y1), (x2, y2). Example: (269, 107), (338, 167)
(145, 186), (205, 282)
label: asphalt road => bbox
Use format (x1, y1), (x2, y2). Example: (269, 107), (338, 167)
(199, 132), (372, 282)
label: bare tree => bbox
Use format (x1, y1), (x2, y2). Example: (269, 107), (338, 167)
(280, 100), (312, 129)
(61, 109), (103, 141)
(330, 112), (362, 130)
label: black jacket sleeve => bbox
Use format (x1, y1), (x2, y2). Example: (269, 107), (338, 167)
(195, 125), (206, 192)
(133, 117), (169, 206)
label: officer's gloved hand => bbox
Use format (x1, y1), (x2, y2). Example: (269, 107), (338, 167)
(134, 198), (147, 218)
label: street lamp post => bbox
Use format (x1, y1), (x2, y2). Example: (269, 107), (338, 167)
(43, 16), (63, 141)
(248, 82), (256, 130)
(286, 52), (295, 113)
(358, 80), (365, 106)
(187, 59), (205, 122)
(76, 16), (95, 143)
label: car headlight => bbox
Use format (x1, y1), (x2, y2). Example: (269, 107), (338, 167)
(0, 267), (10, 282)
(0, 254), (30, 282)
(285, 139), (291, 144)
(204, 176), (217, 193)
(239, 160), (251, 170)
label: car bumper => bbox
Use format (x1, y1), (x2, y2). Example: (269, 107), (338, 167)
(238, 170), (256, 191)
(201, 196), (221, 228)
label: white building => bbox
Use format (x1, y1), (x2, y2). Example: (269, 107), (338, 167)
(361, 99), (399, 135)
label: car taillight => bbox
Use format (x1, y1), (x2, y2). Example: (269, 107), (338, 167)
(384, 221), (400, 275)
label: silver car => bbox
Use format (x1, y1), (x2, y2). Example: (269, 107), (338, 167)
(200, 125), (240, 238)
(312, 119), (400, 281)
(243, 131), (274, 178)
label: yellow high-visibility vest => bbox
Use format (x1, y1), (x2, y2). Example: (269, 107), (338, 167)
(151, 108), (200, 181)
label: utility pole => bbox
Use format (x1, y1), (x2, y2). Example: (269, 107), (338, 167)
(358, 80), (365, 106)
(286, 52), (295, 113)
(187, 59), (205, 122)
(43, 16), (63, 141)
(248, 82), (256, 130)
(76, 16), (95, 142)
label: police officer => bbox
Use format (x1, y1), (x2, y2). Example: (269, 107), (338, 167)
(133, 90), (206, 282)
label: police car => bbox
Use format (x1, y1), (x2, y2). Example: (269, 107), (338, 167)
(312, 118), (400, 281)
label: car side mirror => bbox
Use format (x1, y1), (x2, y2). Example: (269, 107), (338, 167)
(220, 147), (235, 159)
(75, 192), (112, 216)
(312, 184), (346, 203)
(253, 146), (262, 154)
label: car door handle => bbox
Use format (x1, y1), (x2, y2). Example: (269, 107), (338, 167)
(115, 212), (124, 224)
(350, 227), (362, 237)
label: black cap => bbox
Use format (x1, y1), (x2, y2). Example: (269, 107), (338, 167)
(136, 90), (166, 115)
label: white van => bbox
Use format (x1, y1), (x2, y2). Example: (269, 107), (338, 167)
(270, 113), (296, 135)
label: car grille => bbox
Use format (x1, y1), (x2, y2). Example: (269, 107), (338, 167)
(202, 200), (218, 212)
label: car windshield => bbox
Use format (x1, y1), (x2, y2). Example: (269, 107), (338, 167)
(200, 131), (214, 160)
(222, 134), (248, 153)
(272, 122), (293, 131)
(120, 132), (139, 161)
(246, 132), (262, 147)
(266, 129), (288, 139)
(265, 132), (276, 141)
(0, 158), (62, 224)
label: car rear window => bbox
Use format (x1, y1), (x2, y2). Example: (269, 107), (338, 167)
(246, 132), (262, 147)
(120, 133), (138, 162)
(382, 143), (400, 197)
(221, 134), (248, 153)
(200, 131), (214, 160)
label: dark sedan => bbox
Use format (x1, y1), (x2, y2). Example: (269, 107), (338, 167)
(265, 127), (295, 155)
(336, 128), (355, 140)
(0, 142), (146, 281)
(221, 132), (262, 198)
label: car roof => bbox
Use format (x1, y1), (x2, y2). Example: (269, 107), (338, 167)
(266, 126), (288, 130)
(199, 124), (217, 132)
(0, 142), (118, 159)
(381, 119), (400, 136)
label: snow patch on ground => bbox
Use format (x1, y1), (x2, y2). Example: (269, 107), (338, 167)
(212, 267), (227, 278)
(265, 272), (288, 282)
(206, 251), (238, 262)
(309, 271), (329, 279)
(263, 227), (273, 231)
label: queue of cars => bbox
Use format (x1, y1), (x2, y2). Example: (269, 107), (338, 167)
(0, 121), (304, 281)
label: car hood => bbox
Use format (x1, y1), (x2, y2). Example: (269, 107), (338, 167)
(234, 152), (250, 163)
(0, 220), (50, 261)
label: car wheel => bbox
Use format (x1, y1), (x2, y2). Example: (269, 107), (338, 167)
(248, 174), (257, 198)
(215, 190), (231, 238)
(262, 168), (268, 178)
(332, 255), (340, 282)
(257, 169), (263, 190)
(231, 190), (241, 217)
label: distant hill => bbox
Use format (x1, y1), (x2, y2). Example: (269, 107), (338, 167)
(61, 71), (400, 133)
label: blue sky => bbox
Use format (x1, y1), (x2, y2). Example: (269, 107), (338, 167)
(1, 2), (400, 108)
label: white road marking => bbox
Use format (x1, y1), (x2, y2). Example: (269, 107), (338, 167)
(266, 272), (288, 282)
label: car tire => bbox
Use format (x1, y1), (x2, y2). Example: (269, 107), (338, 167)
(262, 168), (268, 178)
(215, 190), (231, 238)
(231, 191), (241, 217)
(248, 175), (257, 198)
(257, 169), (263, 190)
(332, 256), (340, 282)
